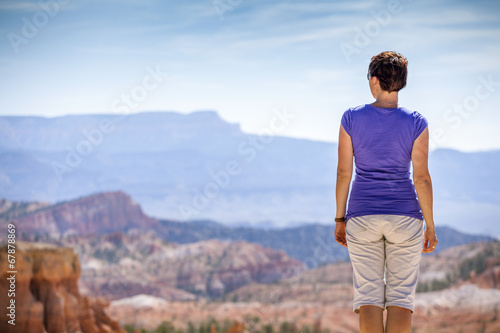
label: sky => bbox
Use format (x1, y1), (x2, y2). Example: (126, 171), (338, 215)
(1, 0), (500, 152)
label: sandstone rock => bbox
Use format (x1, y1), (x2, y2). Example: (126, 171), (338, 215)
(0, 241), (125, 333)
(75, 236), (307, 301)
(474, 265), (500, 289)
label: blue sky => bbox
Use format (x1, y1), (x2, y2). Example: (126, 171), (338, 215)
(1, 0), (500, 151)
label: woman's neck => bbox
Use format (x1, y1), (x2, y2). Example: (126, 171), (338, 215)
(370, 91), (399, 108)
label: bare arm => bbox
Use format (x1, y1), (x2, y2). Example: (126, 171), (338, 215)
(334, 124), (353, 247)
(411, 126), (438, 253)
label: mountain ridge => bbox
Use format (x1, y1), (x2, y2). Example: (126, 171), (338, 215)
(0, 110), (499, 235)
(2, 191), (495, 268)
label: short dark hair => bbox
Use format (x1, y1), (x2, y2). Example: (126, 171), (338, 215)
(368, 51), (408, 93)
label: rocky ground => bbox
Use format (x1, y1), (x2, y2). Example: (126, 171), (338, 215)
(105, 242), (500, 332)
(106, 284), (500, 332)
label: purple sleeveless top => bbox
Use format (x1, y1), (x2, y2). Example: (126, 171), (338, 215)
(341, 104), (428, 221)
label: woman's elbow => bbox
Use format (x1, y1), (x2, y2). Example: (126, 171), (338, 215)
(337, 168), (352, 179)
(413, 173), (432, 186)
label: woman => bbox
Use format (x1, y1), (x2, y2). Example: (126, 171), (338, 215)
(334, 51), (438, 333)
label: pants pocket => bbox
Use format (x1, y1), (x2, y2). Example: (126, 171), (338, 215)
(389, 218), (423, 243)
(346, 217), (369, 235)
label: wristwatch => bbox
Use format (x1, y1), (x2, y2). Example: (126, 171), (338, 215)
(335, 217), (347, 223)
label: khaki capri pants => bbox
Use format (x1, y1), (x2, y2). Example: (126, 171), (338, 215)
(346, 214), (424, 314)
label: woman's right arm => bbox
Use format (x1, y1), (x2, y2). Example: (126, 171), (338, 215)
(411, 127), (438, 253)
(334, 124), (353, 248)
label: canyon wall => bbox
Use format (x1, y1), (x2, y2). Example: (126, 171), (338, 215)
(0, 241), (125, 333)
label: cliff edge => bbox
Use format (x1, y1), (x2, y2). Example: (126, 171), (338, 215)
(0, 241), (125, 333)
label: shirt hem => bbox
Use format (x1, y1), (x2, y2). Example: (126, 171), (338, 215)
(346, 212), (424, 222)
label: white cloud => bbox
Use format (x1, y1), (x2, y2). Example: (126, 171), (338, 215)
(0, 1), (40, 11)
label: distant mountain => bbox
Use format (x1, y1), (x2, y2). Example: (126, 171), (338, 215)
(0, 198), (50, 222)
(0, 111), (243, 153)
(0, 111), (499, 235)
(156, 219), (495, 267)
(3, 191), (495, 268)
(0, 191), (156, 238)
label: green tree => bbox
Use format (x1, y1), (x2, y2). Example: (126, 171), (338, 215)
(262, 323), (274, 333)
(187, 321), (196, 333)
(279, 322), (290, 333)
(156, 321), (175, 333)
(124, 324), (136, 333)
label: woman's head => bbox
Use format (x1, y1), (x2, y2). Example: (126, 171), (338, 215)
(368, 51), (408, 93)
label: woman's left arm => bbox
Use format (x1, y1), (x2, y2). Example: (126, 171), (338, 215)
(335, 124), (354, 247)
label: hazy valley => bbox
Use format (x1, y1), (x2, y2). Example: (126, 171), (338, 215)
(1, 191), (499, 332)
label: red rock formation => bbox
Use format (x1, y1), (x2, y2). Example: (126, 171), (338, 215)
(69, 234), (307, 301)
(161, 239), (308, 298)
(206, 240), (308, 296)
(0, 241), (125, 333)
(474, 265), (500, 289)
(2, 191), (156, 238)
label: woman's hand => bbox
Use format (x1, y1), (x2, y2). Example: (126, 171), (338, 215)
(422, 227), (438, 253)
(335, 222), (348, 248)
